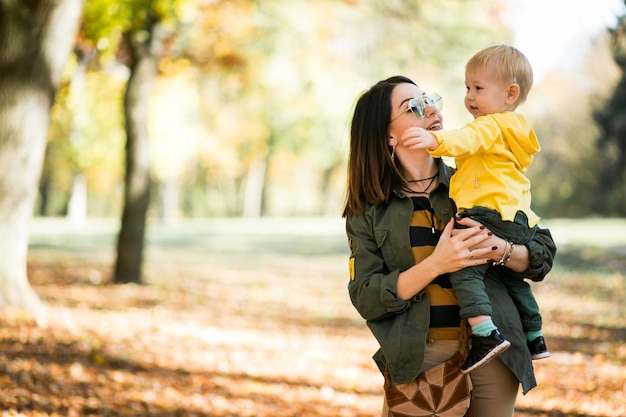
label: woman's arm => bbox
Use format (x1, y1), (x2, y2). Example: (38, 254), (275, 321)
(520, 227), (557, 281)
(346, 211), (412, 320)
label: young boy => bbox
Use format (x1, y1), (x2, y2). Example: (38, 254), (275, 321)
(402, 44), (550, 373)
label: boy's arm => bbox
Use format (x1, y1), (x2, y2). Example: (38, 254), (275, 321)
(429, 118), (500, 158)
(401, 127), (440, 151)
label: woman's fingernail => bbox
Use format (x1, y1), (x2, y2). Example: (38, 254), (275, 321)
(479, 226), (485, 230)
(492, 246), (497, 250)
(487, 232), (493, 236)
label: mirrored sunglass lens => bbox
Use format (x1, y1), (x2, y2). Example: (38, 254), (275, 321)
(408, 99), (425, 117)
(428, 94), (442, 110)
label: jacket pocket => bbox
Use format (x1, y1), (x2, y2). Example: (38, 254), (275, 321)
(374, 227), (397, 272)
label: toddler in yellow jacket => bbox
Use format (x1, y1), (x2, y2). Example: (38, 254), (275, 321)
(402, 44), (549, 373)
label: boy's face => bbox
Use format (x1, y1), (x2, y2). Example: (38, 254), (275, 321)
(464, 66), (516, 119)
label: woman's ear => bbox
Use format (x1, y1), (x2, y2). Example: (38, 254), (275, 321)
(506, 83), (520, 104)
(389, 137), (398, 147)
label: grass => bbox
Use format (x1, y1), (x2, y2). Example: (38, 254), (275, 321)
(3, 217), (625, 416)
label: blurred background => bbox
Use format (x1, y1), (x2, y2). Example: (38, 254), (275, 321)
(36, 0), (626, 221)
(2, 1), (626, 415)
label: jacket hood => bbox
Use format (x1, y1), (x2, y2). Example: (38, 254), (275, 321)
(494, 113), (540, 168)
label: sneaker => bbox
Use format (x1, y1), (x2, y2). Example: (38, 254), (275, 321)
(528, 336), (551, 360)
(461, 330), (511, 374)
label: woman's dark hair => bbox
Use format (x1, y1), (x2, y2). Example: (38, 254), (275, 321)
(342, 76), (416, 217)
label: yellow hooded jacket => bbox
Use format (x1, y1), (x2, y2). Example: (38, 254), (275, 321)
(428, 112), (540, 227)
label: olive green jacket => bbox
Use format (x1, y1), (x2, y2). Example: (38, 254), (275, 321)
(346, 159), (556, 394)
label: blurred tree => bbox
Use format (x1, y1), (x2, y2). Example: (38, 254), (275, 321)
(185, 0), (510, 217)
(114, 9), (161, 284)
(40, 83), (75, 216)
(42, 69), (126, 217)
(524, 31), (619, 218)
(185, 0), (267, 216)
(44, 67), (128, 214)
(593, 4), (626, 216)
(38, 0), (513, 220)
(0, 0), (83, 314)
(65, 44), (96, 225)
(77, 0), (184, 284)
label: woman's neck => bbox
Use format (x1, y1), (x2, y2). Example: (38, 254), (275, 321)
(400, 157), (439, 182)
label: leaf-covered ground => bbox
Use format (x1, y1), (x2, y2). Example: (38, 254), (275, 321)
(1, 218), (625, 416)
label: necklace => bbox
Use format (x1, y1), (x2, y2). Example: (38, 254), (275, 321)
(407, 173), (438, 183)
(401, 171), (439, 195)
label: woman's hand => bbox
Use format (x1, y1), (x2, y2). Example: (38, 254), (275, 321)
(431, 217), (495, 274)
(454, 216), (530, 272)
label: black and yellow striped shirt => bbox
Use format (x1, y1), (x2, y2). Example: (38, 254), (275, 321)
(409, 196), (461, 340)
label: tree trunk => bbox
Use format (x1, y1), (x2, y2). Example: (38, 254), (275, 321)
(243, 135), (274, 217)
(68, 171), (87, 227)
(242, 158), (266, 217)
(159, 177), (179, 222)
(66, 49), (91, 225)
(0, 0), (83, 316)
(318, 165), (336, 216)
(113, 19), (162, 284)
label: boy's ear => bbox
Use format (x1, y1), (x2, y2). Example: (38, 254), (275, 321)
(506, 83), (520, 104)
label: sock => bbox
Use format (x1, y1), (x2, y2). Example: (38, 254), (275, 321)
(472, 320), (497, 337)
(525, 330), (542, 342)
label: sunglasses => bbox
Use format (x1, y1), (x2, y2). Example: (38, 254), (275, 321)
(391, 93), (443, 122)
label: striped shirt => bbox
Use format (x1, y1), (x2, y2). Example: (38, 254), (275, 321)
(409, 196), (461, 340)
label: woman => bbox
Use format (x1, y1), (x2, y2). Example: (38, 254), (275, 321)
(342, 76), (556, 417)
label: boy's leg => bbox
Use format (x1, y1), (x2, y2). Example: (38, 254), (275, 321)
(450, 265), (511, 374)
(452, 210), (517, 373)
(506, 278), (550, 359)
(450, 264), (492, 320)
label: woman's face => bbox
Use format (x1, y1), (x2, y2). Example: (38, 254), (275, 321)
(388, 83), (443, 144)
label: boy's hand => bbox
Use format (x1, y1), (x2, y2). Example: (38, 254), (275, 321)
(401, 127), (439, 151)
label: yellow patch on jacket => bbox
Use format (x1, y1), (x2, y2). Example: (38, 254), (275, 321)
(349, 257), (355, 281)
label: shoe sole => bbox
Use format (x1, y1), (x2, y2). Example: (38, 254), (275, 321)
(532, 351), (551, 360)
(461, 340), (511, 374)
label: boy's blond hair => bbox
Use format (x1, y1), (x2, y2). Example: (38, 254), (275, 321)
(466, 44), (533, 107)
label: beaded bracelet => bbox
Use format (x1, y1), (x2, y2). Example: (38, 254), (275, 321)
(492, 240), (514, 266)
